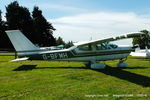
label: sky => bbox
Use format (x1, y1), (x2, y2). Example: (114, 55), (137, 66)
(1, 0), (150, 45)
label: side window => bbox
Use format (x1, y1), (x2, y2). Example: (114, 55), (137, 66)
(107, 43), (118, 49)
(78, 44), (92, 51)
(109, 44), (118, 48)
(96, 43), (106, 50)
(96, 42), (118, 50)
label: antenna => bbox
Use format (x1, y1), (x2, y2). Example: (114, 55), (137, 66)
(90, 33), (92, 41)
(90, 36), (92, 41)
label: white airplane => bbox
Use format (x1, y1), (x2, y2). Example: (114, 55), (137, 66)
(5, 30), (144, 69)
(130, 46), (150, 58)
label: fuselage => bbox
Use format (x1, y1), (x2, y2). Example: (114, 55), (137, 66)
(18, 44), (133, 62)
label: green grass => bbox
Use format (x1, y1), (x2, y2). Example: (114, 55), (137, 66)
(0, 55), (150, 100)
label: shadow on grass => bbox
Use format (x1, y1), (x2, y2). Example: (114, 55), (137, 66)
(115, 67), (149, 69)
(13, 65), (87, 71)
(93, 66), (150, 87)
(37, 67), (87, 69)
(13, 65), (37, 71)
(13, 65), (150, 87)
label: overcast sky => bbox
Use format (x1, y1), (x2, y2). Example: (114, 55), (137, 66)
(1, 0), (150, 45)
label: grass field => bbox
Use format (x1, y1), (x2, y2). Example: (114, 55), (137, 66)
(0, 54), (150, 100)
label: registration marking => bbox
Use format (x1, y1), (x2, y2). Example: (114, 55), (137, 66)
(42, 52), (68, 60)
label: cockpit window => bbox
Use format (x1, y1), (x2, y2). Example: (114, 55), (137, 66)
(96, 42), (117, 50)
(78, 44), (92, 51)
(96, 43), (106, 50)
(109, 43), (118, 48)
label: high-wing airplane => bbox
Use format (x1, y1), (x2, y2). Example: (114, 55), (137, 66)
(5, 30), (144, 69)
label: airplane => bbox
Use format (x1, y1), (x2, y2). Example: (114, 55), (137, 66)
(130, 46), (150, 58)
(5, 30), (145, 69)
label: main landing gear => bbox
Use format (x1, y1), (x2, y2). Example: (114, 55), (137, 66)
(84, 61), (106, 69)
(84, 58), (128, 69)
(117, 58), (128, 68)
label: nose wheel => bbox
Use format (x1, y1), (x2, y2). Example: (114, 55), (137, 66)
(117, 58), (128, 68)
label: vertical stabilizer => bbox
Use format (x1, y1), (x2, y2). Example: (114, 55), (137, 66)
(5, 30), (40, 52)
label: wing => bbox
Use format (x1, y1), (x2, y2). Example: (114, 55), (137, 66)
(74, 32), (145, 46)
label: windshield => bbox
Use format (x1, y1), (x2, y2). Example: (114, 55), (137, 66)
(96, 42), (118, 50)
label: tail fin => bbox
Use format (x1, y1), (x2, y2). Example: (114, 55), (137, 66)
(5, 30), (40, 52)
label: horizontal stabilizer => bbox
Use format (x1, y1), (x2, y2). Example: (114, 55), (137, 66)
(9, 57), (29, 62)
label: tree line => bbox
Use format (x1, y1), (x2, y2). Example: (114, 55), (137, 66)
(0, 1), (73, 49)
(56, 37), (73, 48)
(132, 30), (150, 49)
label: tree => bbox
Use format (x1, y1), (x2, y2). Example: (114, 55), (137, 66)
(65, 41), (74, 48)
(0, 10), (6, 33)
(32, 6), (56, 46)
(5, 1), (56, 47)
(56, 37), (74, 48)
(132, 30), (150, 49)
(56, 37), (65, 46)
(0, 10), (13, 49)
(5, 1), (33, 41)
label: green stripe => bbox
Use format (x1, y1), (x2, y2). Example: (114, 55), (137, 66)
(71, 50), (131, 57)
